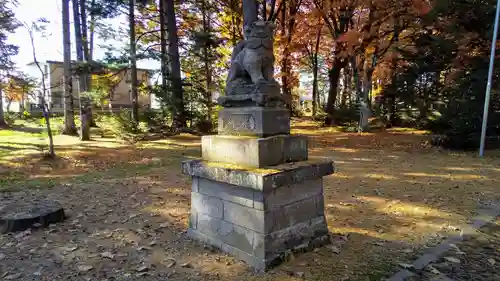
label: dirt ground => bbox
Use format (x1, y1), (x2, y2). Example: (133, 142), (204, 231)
(1, 120), (500, 281)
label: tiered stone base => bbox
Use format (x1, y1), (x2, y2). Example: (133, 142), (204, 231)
(181, 158), (334, 271)
(182, 106), (334, 271)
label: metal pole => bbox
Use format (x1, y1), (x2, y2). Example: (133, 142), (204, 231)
(480, 0), (500, 157)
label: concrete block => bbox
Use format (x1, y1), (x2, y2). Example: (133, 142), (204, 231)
(218, 219), (255, 254)
(283, 135), (308, 162)
(223, 201), (270, 233)
(260, 179), (323, 210)
(192, 177), (199, 192)
(273, 197), (319, 231)
(253, 191), (264, 210)
(201, 134), (308, 168)
(191, 192), (223, 219)
(197, 178), (254, 208)
(315, 194), (325, 217)
(197, 213), (255, 254)
(187, 228), (223, 248)
(189, 210), (198, 230)
(220, 242), (267, 271)
(218, 107), (290, 137)
(253, 216), (329, 259)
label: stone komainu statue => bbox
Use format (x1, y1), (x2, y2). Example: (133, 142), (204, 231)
(227, 21), (276, 86)
(220, 20), (284, 107)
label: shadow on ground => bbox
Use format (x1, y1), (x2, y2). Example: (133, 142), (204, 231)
(1, 120), (500, 280)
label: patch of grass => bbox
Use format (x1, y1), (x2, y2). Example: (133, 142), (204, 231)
(0, 129), (44, 138)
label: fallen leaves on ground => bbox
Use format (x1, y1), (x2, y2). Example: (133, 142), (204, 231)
(1, 120), (500, 281)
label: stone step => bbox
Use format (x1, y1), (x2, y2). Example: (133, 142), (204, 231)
(201, 134), (308, 168)
(181, 157), (334, 192)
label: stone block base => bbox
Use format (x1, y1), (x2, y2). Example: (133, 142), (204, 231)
(218, 107), (290, 137)
(187, 219), (329, 271)
(201, 134), (308, 168)
(183, 159), (334, 271)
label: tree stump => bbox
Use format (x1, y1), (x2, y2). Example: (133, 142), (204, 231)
(0, 200), (65, 233)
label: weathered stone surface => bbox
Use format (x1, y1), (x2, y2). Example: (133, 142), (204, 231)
(190, 192), (223, 219)
(201, 134), (308, 168)
(218, 107), (290, 137)
(218, 85), (286, 108)
(191, 177), (199, 192)
(269, 196), (324, 232)
(220, 21), (286, 108)
(193, 178), (324, 232)
(181, 157), (334, 192)
(254, 179), (323, 210)
(0, 200), (65, 233)
(254, 216), (329, 259)
(197, 178), (254, 207)
(185, 177), (331, 271)
(223, 201), (269, 233)
(187, 215), (330, 271)
(187, 228), (267, 270)
(197, 213), (255, 254)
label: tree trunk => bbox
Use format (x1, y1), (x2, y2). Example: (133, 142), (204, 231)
(325, 58), (347, 125)
(280, 1), (290, 107)
(129, 0), (140, 127)
(20, 93), (25, 113)
(165, 0), (186, 129)
(89, 0), (96, 60)
(62, 0), (77, 135)
(0, 85), (6, 127)
(159, 0), (168, 96)
(312, 63), (318, 117)
(81, 0), (97, 127)
(242, 0), (258, 27)
(202, 0), (213, 124)
(358, 67), (371, 132)
(341, 66), (350, 107)
(40, 94), (56, 158)
(72, 0), (91, 140)
(358, 53), (376, 132)
(311, 25), (321, 117)
(80, 0), (90, 62)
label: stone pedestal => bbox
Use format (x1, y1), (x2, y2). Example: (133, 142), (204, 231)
(181, 106), (335, 271)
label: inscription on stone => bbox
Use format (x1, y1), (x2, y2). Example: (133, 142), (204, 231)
(224, 114), (255, 131)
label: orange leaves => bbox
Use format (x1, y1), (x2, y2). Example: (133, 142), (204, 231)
(337, 30), (362, 45)
(411, 0), (432, 16)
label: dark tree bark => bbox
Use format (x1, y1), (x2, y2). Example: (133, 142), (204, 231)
(202, 0), (213, 124)
(80, 0), (90, 62)
(159, 0), (168, 95)
(311, 24), (322, 117)
(89, 0), (95, 60)
(279, 0), (301, 111)
(62, 0), (77, 135)
(325, 58), (348, 125)
(165, 0), (186, 129)
(72, 0), (91, 140)
(129, 0), (139, 126)
(0, 85), (6, 127)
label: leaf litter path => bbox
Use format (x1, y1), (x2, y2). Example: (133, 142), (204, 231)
(1, 120), (500, 281)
